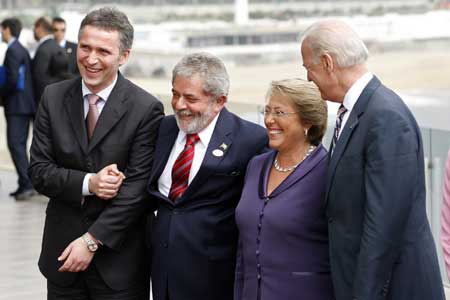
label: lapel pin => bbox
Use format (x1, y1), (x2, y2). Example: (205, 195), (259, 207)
(219, 143), (228, 151)
(212, 149), (224, 157)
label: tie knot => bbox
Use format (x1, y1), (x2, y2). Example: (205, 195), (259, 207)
(88, 94), (100, 105)
(337, 104), (347, 117)
(186, 133), (200, 147)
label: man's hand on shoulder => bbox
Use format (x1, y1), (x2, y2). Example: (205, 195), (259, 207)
(88, 164), (126, 200)
(57, 233), (98, 272)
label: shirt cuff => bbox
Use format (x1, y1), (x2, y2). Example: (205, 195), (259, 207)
(82, 173), (95, 196)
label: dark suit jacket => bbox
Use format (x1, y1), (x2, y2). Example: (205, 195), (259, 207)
(326, 76), (444, 300)
(28, 73), (164, 290)
(32, 38), (68, 102)
(64, 40), (79, 76)
(235, 145), (334, 300)
(147, 109), (268, 300)
(0, 39), (35, 115)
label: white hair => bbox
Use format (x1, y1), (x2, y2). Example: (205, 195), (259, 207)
(301, 19), (369, 68)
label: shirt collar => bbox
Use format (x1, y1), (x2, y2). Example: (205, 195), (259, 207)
(81, 73), (118, 102)
(176, 110), (222, 148)
(343, 72), (373, 111)
(59, 39), (66, 48)
(7, 37), (16, 47)
(37, 34), (53, 47)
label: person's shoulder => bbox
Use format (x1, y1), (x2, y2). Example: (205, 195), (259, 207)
(121, 76), (161, 107)
(66, 41), (77, 49)
(247, 150), (274, 169)
(226, 110), (266, 135)
(44, 77), (80, 95)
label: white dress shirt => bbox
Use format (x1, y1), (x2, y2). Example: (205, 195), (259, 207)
(158, 111), (221, 197)
(81, 74), (118, 196)
(338, 72), (374, 138)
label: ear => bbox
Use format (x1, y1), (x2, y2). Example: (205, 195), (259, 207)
(320, 53), (334, 74)
(118, 49), (131, 66)
(213, 95), (227, 113)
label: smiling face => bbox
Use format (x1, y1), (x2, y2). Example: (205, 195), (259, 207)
(171, 74), (225, 134)
(264, 93), (308, 153)
(77, 25), (129, 94)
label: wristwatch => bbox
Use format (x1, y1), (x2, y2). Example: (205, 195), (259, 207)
(82, 233), (99, 252)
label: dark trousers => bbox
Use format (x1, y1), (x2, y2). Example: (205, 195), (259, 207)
(5, 114), (33, 191)
(47, 264), (149, 300)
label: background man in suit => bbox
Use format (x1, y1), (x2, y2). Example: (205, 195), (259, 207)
(32, 16), (69, 102)
(300, 19), (444, 300)
(147, 52), (267, 300)
(52, 16), (79, 77)
(0, 17), (36, 200)
(29, 8), (164, 299)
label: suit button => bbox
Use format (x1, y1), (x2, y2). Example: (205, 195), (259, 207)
(86, 162), (92, 169)
(163, 242), (168, 248)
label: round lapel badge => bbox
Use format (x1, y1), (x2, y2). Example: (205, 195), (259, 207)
(212, 149), (224, 157)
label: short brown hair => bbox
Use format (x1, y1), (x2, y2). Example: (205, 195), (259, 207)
(267, 78), (327, 145)
(79, 7), (133, 54)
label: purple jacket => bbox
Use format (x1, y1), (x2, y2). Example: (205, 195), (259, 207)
(235, 144), (334, 300)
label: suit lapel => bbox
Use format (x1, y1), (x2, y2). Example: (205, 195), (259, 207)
(271, 145), (327, 198)
(149, 117), (179, 185)
(88, 74), (129, 152)
(178, 108), (234, 204)
(325, 76), (381, 203)
(64, 78), (88, 155)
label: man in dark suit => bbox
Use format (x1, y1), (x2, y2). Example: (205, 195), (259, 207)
(147, 52), (267, 300)
(28, 8), (164, 299)
(52, 16), (79, 76)
(301, 20), (445, 300)
(0, 17), (36, 200)
(32, 16), (69, 102)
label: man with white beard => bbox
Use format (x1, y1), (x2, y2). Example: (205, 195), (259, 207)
(146, 52), (268, 300)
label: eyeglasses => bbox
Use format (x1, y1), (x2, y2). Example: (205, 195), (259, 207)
(260, 107), (299, 118)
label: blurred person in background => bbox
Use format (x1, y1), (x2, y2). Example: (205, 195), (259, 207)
(32, 16), (69, 102)
(29, 7), (163, 299)
(147, 52), (267, 300)
(0, 17), (36, 200)
(52, 16), (79, 77)
(441, 150), (450, 279)
(301, 19), (444, 300)
(234, 78), (334, 300)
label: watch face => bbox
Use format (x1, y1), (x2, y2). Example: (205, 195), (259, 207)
(88, 243), (98, 252)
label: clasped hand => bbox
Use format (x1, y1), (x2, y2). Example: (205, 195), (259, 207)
(88, 163), (126, 200)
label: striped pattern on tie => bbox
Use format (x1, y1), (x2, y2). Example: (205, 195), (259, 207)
(331, 104), (347, 153)
(168, 133), (200, 200)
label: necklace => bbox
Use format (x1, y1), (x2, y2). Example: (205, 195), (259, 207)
(273, 145), (316, 173)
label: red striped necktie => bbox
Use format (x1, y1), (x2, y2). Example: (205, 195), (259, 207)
(168, 133), (200, 200)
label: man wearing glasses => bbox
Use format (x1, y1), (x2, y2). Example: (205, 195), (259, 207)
(52, 17), (79, 76)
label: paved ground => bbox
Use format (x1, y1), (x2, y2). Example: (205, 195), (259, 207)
(0, 170), (47, 300)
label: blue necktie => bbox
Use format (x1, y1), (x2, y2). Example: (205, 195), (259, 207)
(331, 104), (347, 153)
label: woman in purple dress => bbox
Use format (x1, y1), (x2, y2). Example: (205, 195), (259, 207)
(235, 79), (334, 300)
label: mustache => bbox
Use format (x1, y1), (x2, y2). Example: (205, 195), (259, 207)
(175, 109), (193, 117)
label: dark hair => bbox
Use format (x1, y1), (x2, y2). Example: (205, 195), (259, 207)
(79, 7), (133, 54)
(35, 17), (53, 33)
(52, 16), (66, 24)
(1, 18), (22, 38)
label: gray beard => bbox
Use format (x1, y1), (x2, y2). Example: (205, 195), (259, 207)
(174, 103), (216, 134)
